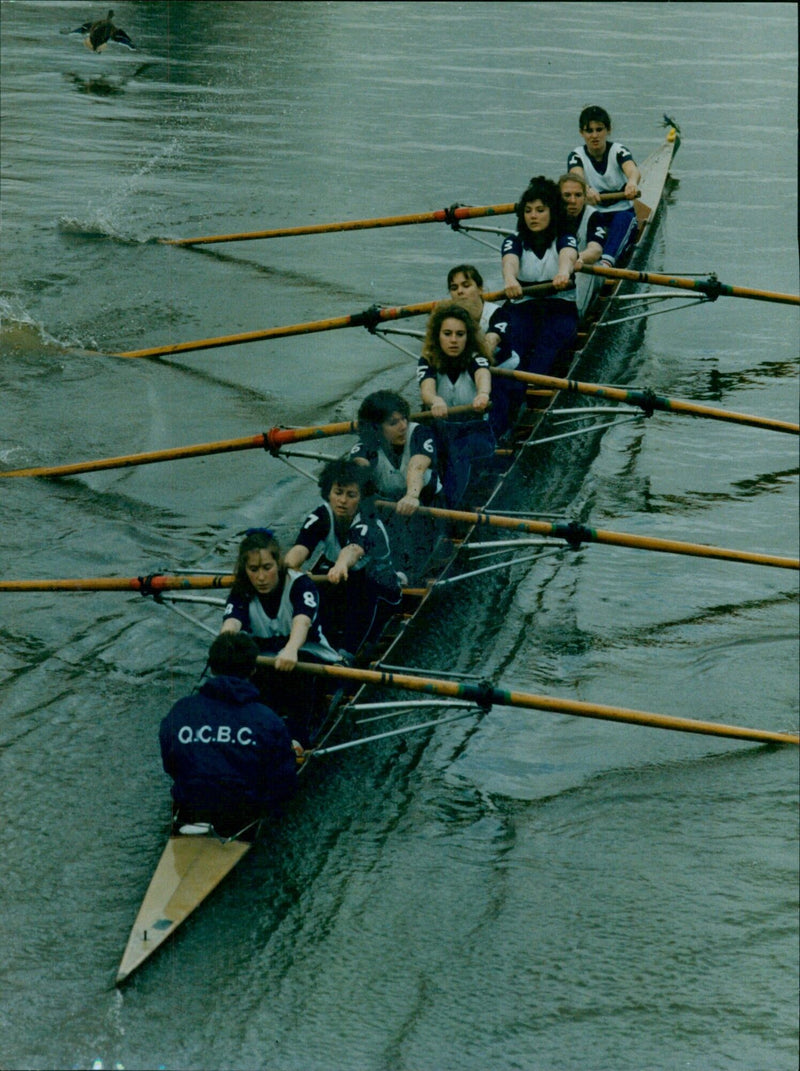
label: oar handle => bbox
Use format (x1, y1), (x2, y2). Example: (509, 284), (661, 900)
(597, 190), (642, 203)
(255, 656), (799, 747)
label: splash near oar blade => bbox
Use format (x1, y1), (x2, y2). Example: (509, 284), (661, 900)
(493, 369), (800, 435)
(375, 501), (799, 571)
(159, 202), (516, 246)
(257, 658), (799, 748)
(578, 264), (800, 306)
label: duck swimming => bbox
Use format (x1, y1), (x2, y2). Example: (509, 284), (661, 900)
(67, 10), (136, 52)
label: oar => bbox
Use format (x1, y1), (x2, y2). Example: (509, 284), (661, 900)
(597, 190), (642, 204)
(0, 406), (477, 480)
(111, 283), (552, 360)
(0, 574), (234, 593)
(376, 501), (799, 571)
(578, 264), (800, 306)
(257, 656), (799, 747)
(159, 202), (516, 247)
(493, 368), (800, 436)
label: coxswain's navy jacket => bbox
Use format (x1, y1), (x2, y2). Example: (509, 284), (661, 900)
(159, 675), (297, 815)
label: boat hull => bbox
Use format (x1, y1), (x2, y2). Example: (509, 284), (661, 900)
(116, 125), (680, 986)
(116, 833), (251, 984)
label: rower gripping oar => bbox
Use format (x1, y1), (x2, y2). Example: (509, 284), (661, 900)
(578, 264), (800, 306)
(376, 501), (799, 571)
(257, 656), (799, 747)
(159, 202), (517, 247)
(493, 369), (800, 436)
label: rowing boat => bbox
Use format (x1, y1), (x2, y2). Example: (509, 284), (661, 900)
(115, 121), (681, 985)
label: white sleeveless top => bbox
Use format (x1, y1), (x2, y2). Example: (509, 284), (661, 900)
(247, 569), (339, 661)
(570, 142), (633, 213)
(371, 422), (434, 497)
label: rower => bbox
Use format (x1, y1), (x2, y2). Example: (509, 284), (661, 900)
(418, 302), (496, 505)
(499, 175), (579, 379)
(446, 264), (520, 368)
(284, 459), (402, 660)
(351, 390), (442, 577)
(567, 105), (640, 268)
(446, 265), (520, 435)
(220, 528), (340, 746)
(159, 632), (298, 838)
(558, 172), (609, 315)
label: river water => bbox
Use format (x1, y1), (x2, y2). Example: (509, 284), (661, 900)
(1, 3), (797, 1070)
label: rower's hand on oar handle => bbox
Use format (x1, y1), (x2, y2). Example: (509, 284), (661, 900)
(430, 397), (448, 418)
(473, 391), (490, 411)
(504, 280), (524, 299)
(396, 493), (421, 516)
(551, 271), (572, 291)
(274, 646), (298, 672)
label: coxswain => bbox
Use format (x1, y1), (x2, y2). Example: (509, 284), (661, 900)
(159, 632), (298, 839)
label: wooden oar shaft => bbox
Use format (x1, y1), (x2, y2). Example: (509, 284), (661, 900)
(0, 434), (270, 479)
(0, 574), (233, 593)
(493, 369), (800, 435)
(160, 202), (517, 246)
(578, 264), (800, 306)
(112, 284), (552, 360)
(376, 501), (799, 571)
(258, 657), (799, 747)
(0, 407), (476, 479)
